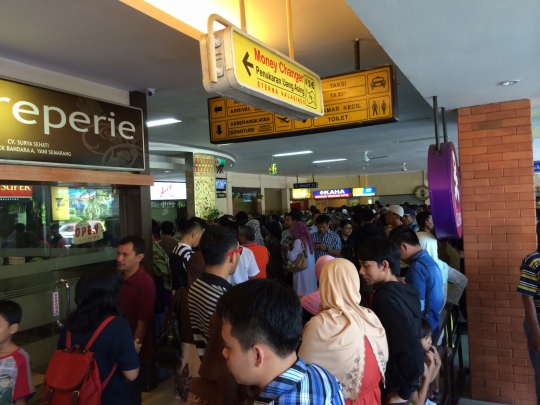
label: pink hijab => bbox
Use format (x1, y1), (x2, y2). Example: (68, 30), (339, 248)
(300, 256), (334, 315)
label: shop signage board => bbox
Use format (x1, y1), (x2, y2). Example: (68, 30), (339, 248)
(534, 161), (540, 173)
(293, 182), (318, 189)
(313, 188), (352, 199)
(0, 185), (33, 198)
(150, 182), (187, 200)
(427, 142), (463, 239)
(201, 24), (323, 121)
(292, 188), (311, 200)
(208, 65), (397, 143)
(352, 187), (376, 197)
(0, 78), (145, 171)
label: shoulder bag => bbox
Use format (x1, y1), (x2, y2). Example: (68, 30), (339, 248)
(285, 240), (308, 273)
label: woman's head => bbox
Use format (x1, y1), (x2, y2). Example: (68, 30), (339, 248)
(290, 221), (315, 254)
(266, 221), (282, 240)
(319, 258), (361, 311)
(68, 267), (121, 333)
(420, 318), (433, 351)
(315, 255), (334, 281)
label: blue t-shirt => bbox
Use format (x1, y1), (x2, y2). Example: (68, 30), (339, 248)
(58, 316), (139, 405)
(406, 250), (445, 331)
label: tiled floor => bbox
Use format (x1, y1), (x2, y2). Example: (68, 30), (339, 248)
(142, 375), (176, 405)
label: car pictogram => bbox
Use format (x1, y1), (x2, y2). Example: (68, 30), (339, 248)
(371, 76), (386, 89)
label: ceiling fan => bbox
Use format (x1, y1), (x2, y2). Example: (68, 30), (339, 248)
(362, 151), (388, 162)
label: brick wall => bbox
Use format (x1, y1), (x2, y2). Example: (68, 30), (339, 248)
(457, 99), (535, 405)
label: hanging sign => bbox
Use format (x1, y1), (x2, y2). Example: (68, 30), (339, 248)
(313, 188), (353, 199)
(201, 23), (323, 121)
(208, 65), (397, 143)
(427, 142), (463, 239)
(352, 187), (376, 197)
(292, 189), (311, 199)
(293, 182), (318, 189)
(52, 291), (60, 317)
(0, 78), (144, 171)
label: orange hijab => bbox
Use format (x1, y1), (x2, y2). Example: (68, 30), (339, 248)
(299, 259), (388, 401)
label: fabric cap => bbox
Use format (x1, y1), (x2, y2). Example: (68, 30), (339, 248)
(380, 207), (389, 212)
(387, 205), (404, 217)
(404, 208), (416, 217)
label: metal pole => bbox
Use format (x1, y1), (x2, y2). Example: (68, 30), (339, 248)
(286, 0), (295, 59)
(441, 107), (448, 143)
(433, 96), (440, 153)
(354, 39), (360, 71)
(239, 0), (247, 31)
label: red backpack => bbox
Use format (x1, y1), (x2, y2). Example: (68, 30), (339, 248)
(42, 316), (117, 405)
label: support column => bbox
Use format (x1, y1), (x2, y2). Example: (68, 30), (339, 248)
(458, 99), (535, 404)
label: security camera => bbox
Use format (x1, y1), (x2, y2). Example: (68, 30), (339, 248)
(146, 88), (155, 97)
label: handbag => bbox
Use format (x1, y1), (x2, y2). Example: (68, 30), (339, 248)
(286, 241), (308, 273)
(156, 289), (183, 370)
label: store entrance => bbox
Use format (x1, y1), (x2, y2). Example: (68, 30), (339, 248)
(0, 185), (124, 377)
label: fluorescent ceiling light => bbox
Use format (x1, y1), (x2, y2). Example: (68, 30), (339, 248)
(273, 151), (313, 157)
(499, 80), (519, 86)
(147, 118), (181, 127)
(312, 159), (347, 163)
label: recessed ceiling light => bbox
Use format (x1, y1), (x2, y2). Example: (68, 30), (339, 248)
(499, 80), (519, 86)
(312, 158), (347, 163)
(273, 151), (313, 157)
(219, 144), (232, 146)
(164, 170), (170, 173)
(147, 118), (181, 127)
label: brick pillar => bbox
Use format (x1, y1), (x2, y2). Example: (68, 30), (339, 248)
(458, 99), (536, 405)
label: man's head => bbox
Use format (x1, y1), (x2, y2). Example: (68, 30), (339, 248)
(389, 225), (422, 263)
(51, 223), (60, 236)
(358, 238), (401, 286)
(160, 220), (175, 236)
(311, 209), (321, 224)
(402, 208), (417, 226)
(386, 205), (404, 228)
(416, 204), (429, 215)
(181, 217), (207, 247)
(117, 235), (146, 273)
(200, 226), (241, 275)
(360, 208), (374, 224)
(417, 211), (434, 232)
(340, 219), (353, 237)
(238, 225), (255, 245)
(0, 300), (22, 341)
(315, 214), (331, 235)
(284, 210), (302, 229)
(236, 211), (249, 226)
(217, 279), (302, 387)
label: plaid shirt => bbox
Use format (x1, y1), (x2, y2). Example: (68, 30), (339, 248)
(255, 357), (345, 405)
(310, 230), (342, 261)
(517, 251), (540, 311)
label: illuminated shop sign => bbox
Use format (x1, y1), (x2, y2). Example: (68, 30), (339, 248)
(292, 188), (311, 200)
(150, 182), (187, 201)
(0, 185), (33, 198)
(0, 78), (144, 171)
(352, 187), (376, 197)
(313, 188), (352, 199)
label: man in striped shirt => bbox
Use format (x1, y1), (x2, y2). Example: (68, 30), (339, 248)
(518, 233), (540, 404)
(170, 217), (206, 290)
(218, 279), (345, 404)
(188, 226), (241, 358)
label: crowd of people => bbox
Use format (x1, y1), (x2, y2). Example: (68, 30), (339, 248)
(0, 202), (471, 405)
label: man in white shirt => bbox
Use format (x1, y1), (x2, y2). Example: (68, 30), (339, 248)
(222, 222), (259, 284)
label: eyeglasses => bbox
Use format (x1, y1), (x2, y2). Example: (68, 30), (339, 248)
(226, 246), (243, 257)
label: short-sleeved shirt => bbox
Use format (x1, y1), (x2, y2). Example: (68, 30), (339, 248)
(310, 230), (342, 261)
(188, 273), (231, 357)
(118, 266), (155, 363)
(406, 250), (445, 331)
(243, 242), (269, 279)
(58, 317), (139, 405)
(517, 251), (540, 311)
(0, 348), (34, 404)
(170, 242), (193, 289)
(254, 357), (345, 404)
(228, 247), (260, 285)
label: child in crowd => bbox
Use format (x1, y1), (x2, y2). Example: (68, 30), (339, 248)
(411, 319), (441, 405)
(0, 300), (35, 404)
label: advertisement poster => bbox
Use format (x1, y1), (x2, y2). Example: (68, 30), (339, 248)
(51, 186), (70, 221)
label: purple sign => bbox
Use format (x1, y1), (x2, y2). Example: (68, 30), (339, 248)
(427, 142), (463, 239)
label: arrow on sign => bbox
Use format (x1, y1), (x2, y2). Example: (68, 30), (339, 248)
(243, 52), (253, 76)
(214, 106), (223, 113)
(217, 125), (223, 135)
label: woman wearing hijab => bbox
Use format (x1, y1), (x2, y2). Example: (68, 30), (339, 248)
(287, 221), (317, 296)
(299, 259), (388, 405)
(300, 255), (334, 324)
(246, 218), (265, 246)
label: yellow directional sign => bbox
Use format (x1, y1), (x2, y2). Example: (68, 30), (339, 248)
(208, 65), (397, 144)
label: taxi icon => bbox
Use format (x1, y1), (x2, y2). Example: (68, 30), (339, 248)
(371, 76), (386, 89)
